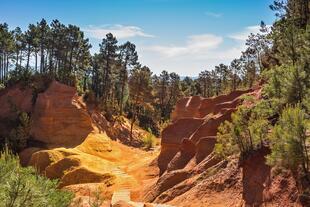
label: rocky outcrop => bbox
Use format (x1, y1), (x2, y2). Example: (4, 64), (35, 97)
(0, 85), (33, 119)
(31, 81), (93, 147)
(0, 85), (34, 138)
(158, 89), (256, 175)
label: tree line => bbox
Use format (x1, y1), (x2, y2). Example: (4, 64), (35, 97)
(0, 18), (269, 136)
(0, 20), (91, 85)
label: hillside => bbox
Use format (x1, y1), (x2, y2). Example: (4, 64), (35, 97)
(140, 86), (301, 206)
(0, 81), (163, 206)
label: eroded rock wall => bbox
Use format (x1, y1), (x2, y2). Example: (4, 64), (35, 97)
(30, 81), (93, 147)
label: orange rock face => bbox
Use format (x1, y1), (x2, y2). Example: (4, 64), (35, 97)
(158, 89), (255, 175)
(0, 85), (33, 119)
(148, 89), (259, 204)
(30, 81), (93, 147)
(0, 85), (34, 138)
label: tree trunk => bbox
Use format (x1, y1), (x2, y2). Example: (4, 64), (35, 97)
(130, 113), (136, 140)
(16, 51), (19, 69)
(35, 52), (38, 71)
(26, 44), (31, 70)
(0, 54), (3, 82)
(6, 54), (9, 81)
(69, 46), (74, 74)
(40, 44), (44, 73)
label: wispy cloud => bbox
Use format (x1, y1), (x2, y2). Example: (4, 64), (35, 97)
(205, 11), (223, 18)
(83, 24), (154, 39)
(228, 25), (271, 41)
(144, 34), (223, 58)
(228, 26), (261, 41)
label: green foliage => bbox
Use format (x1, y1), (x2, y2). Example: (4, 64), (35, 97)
(0, 107), (31, 153)
(128, 65), (153, 138)
(0, 148), (73, 207)
(142, 131), (157, 150)
(263, 64), (310, 105)
(137, 109), (160, 137)
(7, 67), (35, 87)
(215, 121), (239, 158)
(266, 105), (309, 174)
(215, 105), (270, 159)
(7, 112), (31, 152)
(88, 190), (105, 207)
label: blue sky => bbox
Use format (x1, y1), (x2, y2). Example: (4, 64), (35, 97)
(1, 0), (275, 76)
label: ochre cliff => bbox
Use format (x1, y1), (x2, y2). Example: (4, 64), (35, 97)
(30, 81), (93, 147)
(158, 89), (256, 176)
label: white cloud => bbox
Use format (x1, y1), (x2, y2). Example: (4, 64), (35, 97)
(228, 25), (271, 41)
(205, 11), (223, 18)
(144, 34), (223, 58)
(83, 24), (154, 39)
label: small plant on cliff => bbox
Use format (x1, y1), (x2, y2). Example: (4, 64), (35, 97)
(142, 131), (156, 150)
(0, 147), (73, 207)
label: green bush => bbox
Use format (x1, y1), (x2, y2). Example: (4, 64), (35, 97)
(0, 110), (32, 153)
(142, 131), (156, 150)
(215, 105), (270, 160)
(267, 105), (309, 174)
(7, 112), (31, 152)
(6, 67), (35, 87)
(0, 147), (73, 207)
(137, 113), (160, 137)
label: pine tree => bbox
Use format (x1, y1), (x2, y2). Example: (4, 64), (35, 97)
(99, 33), (118, 106)
(118, 41), (138, 115)
(267, 105), (309, 174)
(128, 65), (153, 139)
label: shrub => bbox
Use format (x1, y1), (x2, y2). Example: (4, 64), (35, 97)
(215, 105), (270, 160)
(137, 113), (160, 136)
(0, 111), (32, 153)
(0, 147), (73, 207)
(266, 105), (309, 174)
(215, 121), (239, 158)
(6, 67), (34, 87)
(142, 131), (156, 150)
(7, 112), (31, 152)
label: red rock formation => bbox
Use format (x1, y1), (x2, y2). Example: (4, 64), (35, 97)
(0, 85), (33, 119)
(31, 81), (93, 147)
(0, 85), (34, 138)
(159, 89), (255, 175)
